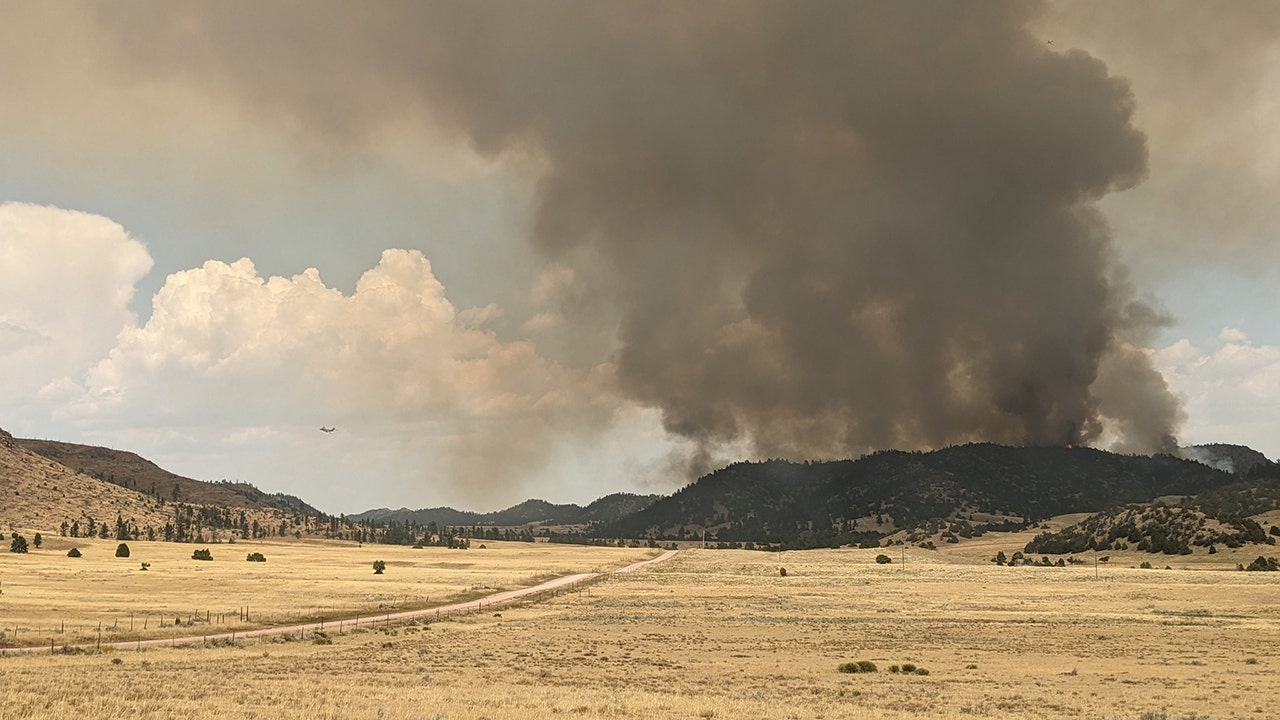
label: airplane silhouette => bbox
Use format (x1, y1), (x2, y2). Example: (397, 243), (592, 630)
(319, 426), (336, 433)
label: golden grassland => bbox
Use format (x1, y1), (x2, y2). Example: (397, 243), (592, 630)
(2, 534), (1279, 719)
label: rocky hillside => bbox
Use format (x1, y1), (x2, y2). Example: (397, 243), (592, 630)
(2, 427), (343, 541)
(17, 438), (316, 514)
(1, 427), (171, 533)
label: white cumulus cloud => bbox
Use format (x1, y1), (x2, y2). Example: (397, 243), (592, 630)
(1154, 329), (1280, 460)
(0, 202), (152, 431)
(60, 246), (626, 508)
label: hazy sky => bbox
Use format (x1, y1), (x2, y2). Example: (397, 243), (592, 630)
(2, 2), (1277, 514)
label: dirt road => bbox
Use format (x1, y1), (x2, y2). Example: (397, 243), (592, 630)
(3, 549), (677, 655)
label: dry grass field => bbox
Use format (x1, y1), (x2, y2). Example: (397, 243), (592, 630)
(0, 536), (657, 647)
(3, 535), (1279, 719)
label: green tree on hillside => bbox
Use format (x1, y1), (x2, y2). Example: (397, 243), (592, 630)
(115, 543), (130, 558)
(10, 533), (29, 553)
(372, 560), (386, 574)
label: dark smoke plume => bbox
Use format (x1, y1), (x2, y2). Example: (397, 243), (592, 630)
(95, 1), (1182, 460)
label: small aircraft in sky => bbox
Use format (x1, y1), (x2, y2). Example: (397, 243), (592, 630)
(319, 426), (336, 433)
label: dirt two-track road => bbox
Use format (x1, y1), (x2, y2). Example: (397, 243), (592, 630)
(3, 549), (678, 656)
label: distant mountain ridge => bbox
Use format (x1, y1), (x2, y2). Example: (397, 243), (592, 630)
(351, 493), (662, 528)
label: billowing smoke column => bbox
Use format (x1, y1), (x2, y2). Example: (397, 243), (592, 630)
(98, 1), (1182, 462)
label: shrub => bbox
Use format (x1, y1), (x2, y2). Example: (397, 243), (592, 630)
(115, 543), (130, 558)
(1139, 561), (1153, 569)
(9, 533), (28, 553)
(914, 667), (930, 675)
(779, 567), (787, 577)
(67, 547), (82, 558)
(372, 559), (386, 574)
(875, 554), (893, 564)
(192, 548), (213, 561)
(837, 660), (878, 673)
(139, 562), (150, 571)
(246, 552), (266, 562)
(1244, 556), (1279, 572)
(901, 663), (917, 673)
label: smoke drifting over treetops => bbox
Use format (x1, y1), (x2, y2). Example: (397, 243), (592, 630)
(94, 1), (1181, 467)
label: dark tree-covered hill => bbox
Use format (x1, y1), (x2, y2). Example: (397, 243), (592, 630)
(1024, 504), (1275, 556)
(598, 444), (1238, 546)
